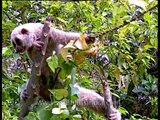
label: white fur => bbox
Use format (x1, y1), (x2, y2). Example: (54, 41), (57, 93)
(11, 23), (80, 44)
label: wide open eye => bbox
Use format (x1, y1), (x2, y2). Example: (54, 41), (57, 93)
(15, 38), (22, 46)
(12, 41), (16, 48)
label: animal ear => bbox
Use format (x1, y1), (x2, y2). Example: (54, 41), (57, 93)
(21, 28), (28, 34)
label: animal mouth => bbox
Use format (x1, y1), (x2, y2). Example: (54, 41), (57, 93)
(16, 47), (26, 53)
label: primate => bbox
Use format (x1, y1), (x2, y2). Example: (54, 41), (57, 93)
(11, 23), (121, 120)
(75, 84), (121, 120)
(11, 23), (83, 61)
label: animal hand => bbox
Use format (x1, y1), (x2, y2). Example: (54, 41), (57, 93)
(33, 40), (44, 50)
(85, 34), (96, 44)
(109, 109), (121, 120)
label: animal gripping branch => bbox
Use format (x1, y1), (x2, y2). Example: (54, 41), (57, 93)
(18, 17), (52, 120)
(34, 16), (51, 76)
(95, 67), (121, 120)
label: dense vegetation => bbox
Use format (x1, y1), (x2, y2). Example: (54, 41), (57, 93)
(2, 1), (158, 120)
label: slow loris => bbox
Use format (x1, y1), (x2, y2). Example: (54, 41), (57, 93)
(11, 23), (86, 62)
(11, 23), (121, 120)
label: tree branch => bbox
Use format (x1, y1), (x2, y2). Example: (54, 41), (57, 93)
(18, 17), (51, 120)
(34, 16), (51, 76)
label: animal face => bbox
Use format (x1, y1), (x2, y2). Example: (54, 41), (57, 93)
(12, 37), (26, 53)
(11, 28), (33, 53)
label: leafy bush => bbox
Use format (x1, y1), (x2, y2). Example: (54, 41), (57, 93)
(2, 1), (158, 120)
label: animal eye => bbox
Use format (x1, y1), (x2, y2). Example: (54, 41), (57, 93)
(12, 41), (16, 47)
(15, 38), (22, 46)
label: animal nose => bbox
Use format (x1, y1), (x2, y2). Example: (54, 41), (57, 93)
(16, 47), (24, 53)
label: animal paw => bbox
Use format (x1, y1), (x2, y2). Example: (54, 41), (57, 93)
(85, 34), (96, 44)
(33, 40), (44, 50)
(109, 109), (121, 120)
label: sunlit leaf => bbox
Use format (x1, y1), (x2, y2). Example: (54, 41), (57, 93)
(150, 38), (156, 46)
(64, 40), (76, 49)
(143, 12), (151, 23)
(122, 15), (130, 21)
(72, 53), (86, 64)
(57, 17), (67, 24)
(128, 0), (147, 10)
(2, 1), (7, 8)
(60, 47), (70, 61)
(114, 67), (120, 80)
(59, 101), (67, 109)
(73, 115), (82, 119)
(2, 47), (10, 56)
(85, 46), (99, 56)
(144, 45), (152, 50)
(52, 108), (63, 115)
(74, 34), (88, 50)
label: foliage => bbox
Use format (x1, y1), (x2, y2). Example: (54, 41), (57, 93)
(2, 0), (158, 120)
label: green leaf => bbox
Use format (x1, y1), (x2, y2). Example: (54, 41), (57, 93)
(129, 21), (139, 33)
(49, 89), (68, 100)
(59, 62), (75, 79)
(57, 17), (67, 24)
(118, 107), (129, 115)
(61, 109), (70, 118)
(143, 45), (153, 50)
(24, 112), (38, 120)
(2, 47), (11, 56)
(64, 78), (71, 87)
(150, 38), (157, 47)
(57, 55), (65, 66)
(2, 1), (7, 8)
(143, 12), (151, 23)
(144, 53), (156, 63)
(38, 109), (52, 120)
(122, 15), (130, 21)
(138, 34), (145, 42)
(71, 68), (76, 83)
(114, 67), (120, 80)
(142, 59), (148, 67)
(123, 41), (130, 51)
(47, 54), (59, 73)
(132, 71), (139, 85)
(111, 92), (120, 98)
(63, 63), (74, 75)
(81, 76), (92, 84)
(132, 86), (144, 93)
